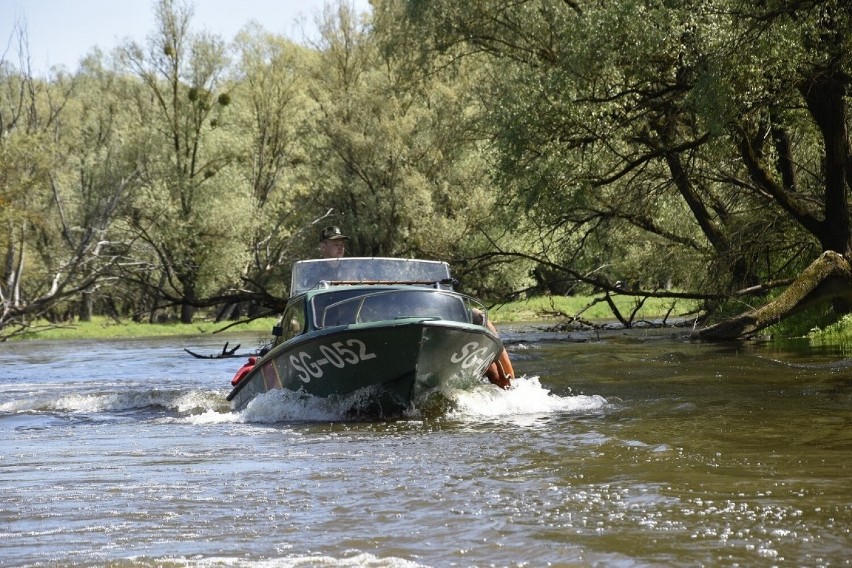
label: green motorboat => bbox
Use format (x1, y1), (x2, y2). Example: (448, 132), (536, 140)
(226, 257), (512, 416)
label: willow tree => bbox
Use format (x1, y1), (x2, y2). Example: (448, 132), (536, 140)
(0, 59), (65, 335)
(302, 1), (521, 295)
(226, 26), (316, 310)
(118, 0), (253, 323)
(693, 0), (852, 337)
(306, 0), (423, 257)
(46, 54), (149, 322)
(0, 24), (131, 338)
(400, 0), (852, 336)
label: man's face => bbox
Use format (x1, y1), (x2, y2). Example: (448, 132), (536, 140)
(320, 238), (346, 258)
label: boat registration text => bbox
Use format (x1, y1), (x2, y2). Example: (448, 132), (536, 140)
(290, 340), (377, 382)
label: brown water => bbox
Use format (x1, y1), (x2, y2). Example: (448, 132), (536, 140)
(1, 329), (850, 566)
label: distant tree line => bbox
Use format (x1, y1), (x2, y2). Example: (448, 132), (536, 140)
(1, 0), (851, 340)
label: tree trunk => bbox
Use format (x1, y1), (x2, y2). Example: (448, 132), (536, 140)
(79, 289), (93, 322)
(801, 70), (852, 257)
(696, 251), (852, 340)
(181, 302), (195, 324)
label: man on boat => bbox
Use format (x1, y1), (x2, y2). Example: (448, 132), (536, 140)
(319, 226), (348, 258)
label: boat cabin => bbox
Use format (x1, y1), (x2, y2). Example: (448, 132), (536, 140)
(290, 257), (456, 296)
(273, 258), (488, 345)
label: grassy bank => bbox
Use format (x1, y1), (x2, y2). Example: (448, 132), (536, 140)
(9, 317), (279, 341)
(10, 294), (696, 341)
(9, 295), (852, 342)
(487, 294), (699, 324)
(807, 314), (852, 344)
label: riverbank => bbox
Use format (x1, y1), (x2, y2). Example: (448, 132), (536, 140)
(5, 297), (851, 344)
(489, 294), (699, 324)
(6, 294), (696, 342)
(6, 317), (277, 342)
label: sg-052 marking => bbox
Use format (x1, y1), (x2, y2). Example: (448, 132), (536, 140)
(290, 339), (376, 383)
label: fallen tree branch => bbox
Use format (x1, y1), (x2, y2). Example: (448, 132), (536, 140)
(184, 341), (243, 359)
(695, 251), (852, 340)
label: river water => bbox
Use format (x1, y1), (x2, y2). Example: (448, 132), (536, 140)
(1, 326), (850, 567)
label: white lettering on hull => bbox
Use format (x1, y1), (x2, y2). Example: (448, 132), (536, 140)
(290, 339), (376, 383)
(450, 341), (493, 374)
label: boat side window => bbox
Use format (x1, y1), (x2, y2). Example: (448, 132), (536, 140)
(322, 298), (363, 327)
(312, 289), (373, 328)
(279, 297), (307, 342)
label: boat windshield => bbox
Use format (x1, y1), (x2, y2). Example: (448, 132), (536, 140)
(291, 258), (452, 296)
(319, 289), (484, 327)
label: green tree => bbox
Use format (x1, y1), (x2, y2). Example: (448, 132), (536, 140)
(227, 25), (315, 310)
(306, 0), (517, 296)
(50, 54), (146, 321)
(0, 66), (56, 334)
(0, 23), (130, 338)
(118, 0), (253, 323)
(400, 0), (852, 335)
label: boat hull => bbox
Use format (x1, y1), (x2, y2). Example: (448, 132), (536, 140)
(226, 319), (501, 415)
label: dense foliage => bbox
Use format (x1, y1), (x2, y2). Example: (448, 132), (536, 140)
(1, 0), (850, 339)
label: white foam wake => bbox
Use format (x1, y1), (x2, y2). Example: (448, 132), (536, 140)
(205, 375), (609, 424)
(1, 376), (606, 426)
(0, 387), (227, 415)
(444, 375), (608, 420)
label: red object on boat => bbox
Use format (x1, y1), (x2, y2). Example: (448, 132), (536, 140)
(231, 356), (257, 386)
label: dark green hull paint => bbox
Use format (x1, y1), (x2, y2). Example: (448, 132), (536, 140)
(227, 319), (501, 415)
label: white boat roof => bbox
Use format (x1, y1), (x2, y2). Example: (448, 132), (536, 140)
(290, 257), (452, 296)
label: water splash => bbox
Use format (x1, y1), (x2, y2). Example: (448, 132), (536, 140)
(0, 386), (227, 416)
(1, 375), (607, 426)
(224, 375), (608, 424)
(237, 388), (369, 423)
(444, 375), (608, 420)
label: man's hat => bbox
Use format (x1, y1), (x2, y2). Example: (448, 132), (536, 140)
(320, 226), (348, 242)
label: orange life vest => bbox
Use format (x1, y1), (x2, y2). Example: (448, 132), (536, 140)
(485, 348), (514, 389)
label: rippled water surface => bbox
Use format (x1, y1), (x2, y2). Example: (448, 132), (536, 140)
(1, 328), (850, 567)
